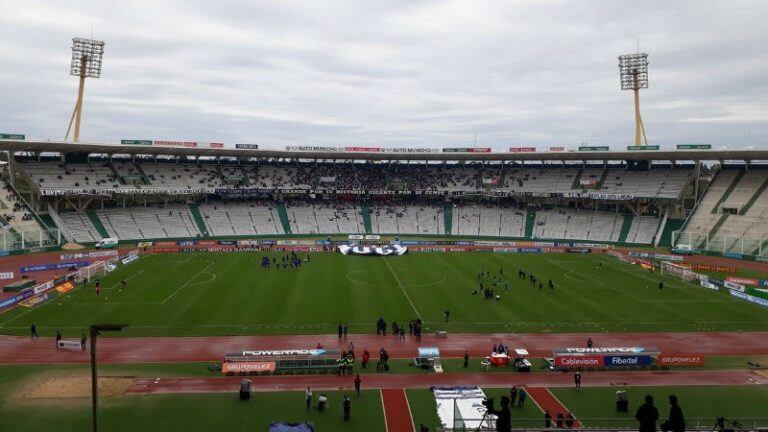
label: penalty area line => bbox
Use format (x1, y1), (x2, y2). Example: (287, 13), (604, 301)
(383, 256), (422, 321)
(161, 261), (215, 305)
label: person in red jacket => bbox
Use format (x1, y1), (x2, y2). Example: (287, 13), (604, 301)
(362, 349), (370, 368)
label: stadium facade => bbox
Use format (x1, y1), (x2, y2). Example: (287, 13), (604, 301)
(0, 138), (766, 259)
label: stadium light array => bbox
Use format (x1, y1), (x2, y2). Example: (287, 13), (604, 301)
(65, 37), (105, 143)
(618, 52), (649, 146)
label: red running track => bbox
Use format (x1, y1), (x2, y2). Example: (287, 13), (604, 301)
(526, 387), (582, 428)
(381, 389), (416, 432)
(3, 331), (768, 365)
(125, 370), (768, 395)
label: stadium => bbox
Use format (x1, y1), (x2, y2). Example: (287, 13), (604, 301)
(1, 3), (768, 432)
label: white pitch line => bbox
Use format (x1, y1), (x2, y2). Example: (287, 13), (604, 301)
(161, 261), (215, 304)
(382, 256), (422, 320)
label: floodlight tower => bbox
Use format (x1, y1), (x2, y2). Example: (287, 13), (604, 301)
(65, 37), (105, 143)
(618, 52), (649, 146)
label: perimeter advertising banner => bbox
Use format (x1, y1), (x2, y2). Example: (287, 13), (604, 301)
(726, 276), (760, 287)
(555, 355), (604, 368)
(509, 147), (536, 153)
(657, 354), (705, 366)
(222, 361), (276, 374)
(442, 148), (492, 153)
(154, 140), (198, 148)
(553, 346), (660, 369)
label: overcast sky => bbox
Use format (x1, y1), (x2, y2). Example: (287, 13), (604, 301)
(0, 0), (766, 149)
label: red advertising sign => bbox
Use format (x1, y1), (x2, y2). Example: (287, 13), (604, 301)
(55, 281), (75, 294)
(154, 140), (198, 148)
(209, 142), (224, 148)
(658, 354), (705, 367)
(554, 355), (604, 368)
(549, 146), (565, 152)
(509, 147), (536, 153)
(726, 276), (759, 286)
(344, 147), (381, 152)
(222, 361), (277, 374)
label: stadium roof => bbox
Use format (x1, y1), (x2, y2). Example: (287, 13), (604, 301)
(1, 139), (767, 162)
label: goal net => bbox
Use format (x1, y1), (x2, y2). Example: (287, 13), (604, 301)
(660, 261), (702, 282)
(74, 260), (113, 283)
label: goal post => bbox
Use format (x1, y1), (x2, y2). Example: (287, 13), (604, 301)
(660, 261), (701, 282)
(74, 260), (112, 283)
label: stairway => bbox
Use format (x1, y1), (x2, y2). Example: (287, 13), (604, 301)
(524, 207), (537, 238)
(571, 168), (585, 189)
(240, 166), (251, 186)
(753, 238), (768, 257)
(618, 214), (633, 243)
(86, 211), (110, 238)
(701, 214), (729, 247)
(596, 169), (610, 189)
(711, 169), (744, 214)
(360, 204), (372, 234)
(443, 203), (453, 235)
(188, 204), (208, 236)
(738, 175), (768, 215)
(658, 218), (684, 248)
(134, 163), (151, 184)
(277, 203), (292, 234)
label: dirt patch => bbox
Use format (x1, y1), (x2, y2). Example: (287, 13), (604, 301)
(23, 376), (134, 399)
(60, 243), (86, 250)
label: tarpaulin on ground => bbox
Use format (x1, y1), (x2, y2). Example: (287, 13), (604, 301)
(269, 423), (315, 432)
(433, 386), (495, 431)
(337, 244), (407, 256)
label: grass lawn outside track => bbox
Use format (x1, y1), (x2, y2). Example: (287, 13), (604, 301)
(1, 252), (767, 337)
(551, 386), (768, 429)
(0, 365), (385, 432)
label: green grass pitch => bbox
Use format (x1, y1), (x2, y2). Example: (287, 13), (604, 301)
(1, 252), (767, 337)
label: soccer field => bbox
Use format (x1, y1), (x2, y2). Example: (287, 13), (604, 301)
(1, 252), (767, 337)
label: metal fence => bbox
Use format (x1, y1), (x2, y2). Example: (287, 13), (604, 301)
(0, 228), (59, 252)
(673, 231), (768, 257)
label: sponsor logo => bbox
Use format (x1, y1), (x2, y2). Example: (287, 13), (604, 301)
(727, 277), (759, 286)
(658, 354), (705, 366)
(724, 281), (746, 292)
(554, 356), (604, 367)
(344, 146), (381, 152)
(509, 147), (536, 153)
(285, 145), (339, 152)
(549, 146), (565, 152)
(561, 347), (648, 354)
(55, 282), (75, 294)
(604, 355), (652, 366)
(57, 340), (82, 350)
(209, 142), (224, 148)
(239, 349), (325, 357)
(222, 361), (276, 374)
(61, 250), (118, 260)
(33, 281), (55, 295)
(19, 293), (50, 307)
(154, 140), (197, 147)
(121, 254), (139, 265)
(235, 144), (259, 149)
(700, 280), (719, 291)
(441, 147), (492, 153)
(730, 290), (768, 308)
(0, 271), (13, 280)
